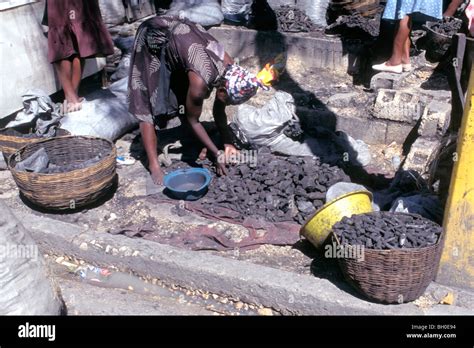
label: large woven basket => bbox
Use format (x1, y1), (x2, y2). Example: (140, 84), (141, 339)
(8, 136), (116, 210)
(332, 220), (443, 304)
(0, 127), (70, 161)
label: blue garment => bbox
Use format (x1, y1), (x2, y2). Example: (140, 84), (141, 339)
(382, 0), (443, 21)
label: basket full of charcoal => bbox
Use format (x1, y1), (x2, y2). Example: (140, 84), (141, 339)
(331, 211), (443, 304)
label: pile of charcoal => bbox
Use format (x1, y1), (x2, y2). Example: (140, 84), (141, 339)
(325, 12), (382, 38)
(333, 212), (442, 250)
(201, 148), (350, 224)
(429, 17), (462, 37)
(275, 5), (320, 33)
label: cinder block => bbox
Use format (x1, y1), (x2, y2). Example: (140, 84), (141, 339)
(373, 89), (422, 123)
(418, 100), (451, 138)
(403, 137), (440, 174)
(370, 72), (409, 91)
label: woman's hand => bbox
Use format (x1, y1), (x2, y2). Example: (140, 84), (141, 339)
(215, 159), (228, 176)
(149, 163), (164, 185)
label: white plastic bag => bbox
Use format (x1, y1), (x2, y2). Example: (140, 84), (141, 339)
(0, 201), (63, 315)
(167, 0), (224, 26)
(234, 91), (338, 161)
(298, 0), (330, 27)
(60, 78), (138, 141)
(221, 0), (252, 16)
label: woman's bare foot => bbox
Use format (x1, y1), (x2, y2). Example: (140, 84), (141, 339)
(150, 164), (164, 185)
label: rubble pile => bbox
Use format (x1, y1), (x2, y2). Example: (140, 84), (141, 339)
(333, 212), (442, 249)
(275, 5), (321, 33)
(201, 148), (350, 224)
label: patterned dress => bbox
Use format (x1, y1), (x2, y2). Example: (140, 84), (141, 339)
(382, 0), (443, 21)
(128, 16), (226, 126)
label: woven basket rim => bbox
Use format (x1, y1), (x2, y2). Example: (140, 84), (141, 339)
(8, 135), (116, 176)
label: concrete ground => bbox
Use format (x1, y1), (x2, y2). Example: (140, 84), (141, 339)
(48, 259), (259, 316)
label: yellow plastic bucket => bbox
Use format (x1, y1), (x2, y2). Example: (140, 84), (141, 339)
(300, 190), (373, 249)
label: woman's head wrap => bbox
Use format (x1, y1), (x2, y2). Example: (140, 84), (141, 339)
(223, 64), (269, 105)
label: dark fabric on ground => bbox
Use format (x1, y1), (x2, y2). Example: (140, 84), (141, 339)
(109, 197), (301, 252)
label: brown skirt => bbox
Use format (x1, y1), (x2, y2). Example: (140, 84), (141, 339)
(46, 0), (114, 63)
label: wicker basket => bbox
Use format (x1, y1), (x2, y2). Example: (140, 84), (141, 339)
(0, 127), (70, 162)
(9, 136), (116, 210)
(332, 218), (443, 304)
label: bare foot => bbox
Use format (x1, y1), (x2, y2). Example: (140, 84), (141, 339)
(64, 98), (83, 113)
(150, 164), (164, 185)
(67, 102), (83, 113)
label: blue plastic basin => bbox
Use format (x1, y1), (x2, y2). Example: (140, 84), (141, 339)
(163, 168), (212, 201)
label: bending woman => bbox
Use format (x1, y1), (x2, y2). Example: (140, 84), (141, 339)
(128, 16), (266, 184)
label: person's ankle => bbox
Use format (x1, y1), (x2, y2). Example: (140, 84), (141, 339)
(149, 162), (161, 171)
(387, 59), (402, 66)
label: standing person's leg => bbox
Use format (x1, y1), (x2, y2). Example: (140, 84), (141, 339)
(71, 56), (85, 100)
(402, 16), (412, 70)
(444, 0), (463, 17)
(54, 58), (82, 111)
(373, 15), (411, 73)
(388, 15), (411, 66)
(403, 35), (411, 64)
